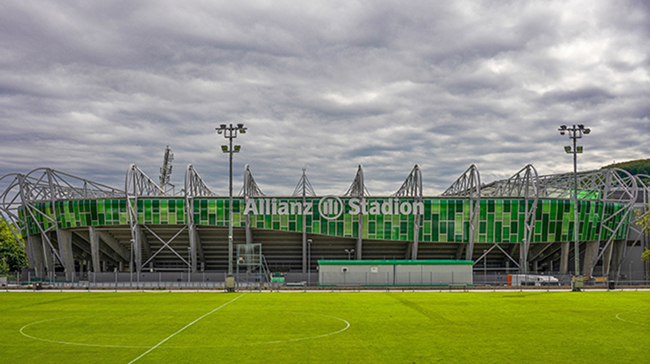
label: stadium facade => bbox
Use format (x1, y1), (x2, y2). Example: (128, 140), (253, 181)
(1, 161), (648, 282)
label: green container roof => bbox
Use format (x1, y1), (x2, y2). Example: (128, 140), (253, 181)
(318, 259), (474, 265)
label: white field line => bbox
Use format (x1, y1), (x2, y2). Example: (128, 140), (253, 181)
(159, 312), (351, 348)
(127, 293), (245, 364)
(615, 310), (648, 326)
(20, 317), (150, 349)
(20, 306), (350, 349)
(262, 313), (350, 344)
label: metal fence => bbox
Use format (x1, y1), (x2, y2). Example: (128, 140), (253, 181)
(471, 270), (650, 288)
(1, 271), (308, 290)
(1, 270), (649, 290)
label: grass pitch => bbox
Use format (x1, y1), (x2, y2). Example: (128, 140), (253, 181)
(1, 290), (648, 363)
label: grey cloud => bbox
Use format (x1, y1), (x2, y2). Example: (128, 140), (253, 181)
(1, 0), (649, 196)
(539, 87), (616, 107)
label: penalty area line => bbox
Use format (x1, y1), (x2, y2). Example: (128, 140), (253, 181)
(127, 293), (246, 364)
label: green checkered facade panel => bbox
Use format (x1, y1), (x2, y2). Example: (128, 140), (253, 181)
(22, 197), (630, 243)
(193, 199), (239, 227)
(24, 198), (188, 235)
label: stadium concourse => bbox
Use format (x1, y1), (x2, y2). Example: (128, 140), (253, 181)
(0, 160), (648, 286)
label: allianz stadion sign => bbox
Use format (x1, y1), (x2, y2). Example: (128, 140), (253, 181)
(243, 196), (424, 220)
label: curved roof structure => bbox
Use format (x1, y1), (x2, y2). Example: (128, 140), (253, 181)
(1, 163), (647, 281)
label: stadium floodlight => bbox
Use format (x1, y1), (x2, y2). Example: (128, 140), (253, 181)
(215, 123), (247, 275)
(559, 124), (591, 284)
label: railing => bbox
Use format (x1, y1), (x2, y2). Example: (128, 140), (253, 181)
(471, 270), (650, 288)
(2, 271), (648, 290)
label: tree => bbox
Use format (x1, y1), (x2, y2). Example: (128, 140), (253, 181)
(0, 218), (28, 273)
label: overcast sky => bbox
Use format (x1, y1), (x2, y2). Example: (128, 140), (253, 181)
(1, 0), (649, 197)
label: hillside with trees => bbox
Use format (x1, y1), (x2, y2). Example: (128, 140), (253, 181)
(602, 158), (650, 177)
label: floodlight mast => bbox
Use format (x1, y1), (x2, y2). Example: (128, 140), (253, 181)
(558, 124), (590, 277)
(216, 123), (247, 275)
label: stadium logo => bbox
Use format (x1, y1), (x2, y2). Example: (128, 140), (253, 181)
(243, 197), (424, 218)
(318, 196), (344, 220)
(243, 198), (313, 215)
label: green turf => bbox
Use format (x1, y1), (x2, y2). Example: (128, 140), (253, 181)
(1, 291), (648, 363)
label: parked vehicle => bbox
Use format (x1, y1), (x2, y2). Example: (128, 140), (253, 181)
(507, 274), (559, 286)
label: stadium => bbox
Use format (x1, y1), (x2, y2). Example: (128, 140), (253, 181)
(1, 148), (648, 286)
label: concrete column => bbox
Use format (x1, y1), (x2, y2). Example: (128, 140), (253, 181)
(519, 244), (529, 274)
(245, 215), (252, 244)
(134, 227), (142, 272)
(97, 231), (129, 262)
(42, 235), (53, 275)
(610, 240), (625, 276)
(455, 244), (465, 260)
(582, 241), (598, 276)
(30, 234), (45, 278)
(58, 230), (75, 281)
(24, 234), (36, 270)
(138, 227), (152, 269)
(189, 225), (198, 273)
(411, 212), (420, 260)
(89, 227), (101, 273)
(405, 243), (412, 260)
(560, 242), (570, 274)
(602, 243), (614, 275)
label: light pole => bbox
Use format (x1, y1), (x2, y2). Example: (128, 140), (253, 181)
(345, 249), (355, 260)
(307, 238), (312, 286)
(130, 239), (134, 288)
(483, 249), (487, 284)
(558, 124), (590, 277)
(187, 247), (191, 283)
(51, 247), (55, 284)
(216, 123), (247, 275)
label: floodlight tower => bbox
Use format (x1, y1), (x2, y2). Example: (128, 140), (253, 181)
(216, 123), (247, 275)
(159, 145), (174, 193)
(558, 124), (591, 277)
